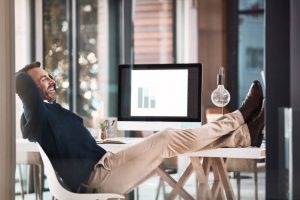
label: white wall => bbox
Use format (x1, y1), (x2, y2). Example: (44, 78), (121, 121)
(15, 0), (32, 138)
(198, 0), (226, 123)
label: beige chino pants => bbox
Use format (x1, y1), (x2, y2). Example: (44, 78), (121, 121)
(84, 110), (251, 194)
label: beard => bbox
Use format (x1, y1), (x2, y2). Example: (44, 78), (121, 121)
(44, 86), (57, 103)
(46, 90), (57, 102)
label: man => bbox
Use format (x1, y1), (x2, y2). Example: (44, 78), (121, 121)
(16, 61), (265, 194)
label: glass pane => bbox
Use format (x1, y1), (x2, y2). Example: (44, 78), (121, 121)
(43, 0), (70, 109)
(133, 0), (174, 64)
(239, 0), (264, 10)
(77, 0), (107, 126)
(238, 14), (264, 105)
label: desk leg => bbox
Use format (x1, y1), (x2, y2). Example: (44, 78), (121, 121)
(155, 165), (194, 200)
(167, 163), (194, 200)
(211, 158), (225, 200)
(213, 158), (236, 200)
(190, 157), (212, 200)
(200, 158), (212, 199)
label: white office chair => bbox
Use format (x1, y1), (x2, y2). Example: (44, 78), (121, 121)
(37, 143), (124, 200)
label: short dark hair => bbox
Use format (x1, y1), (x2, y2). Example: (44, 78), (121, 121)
(19, 61), (41, 72)
(19, 61), (57, 91)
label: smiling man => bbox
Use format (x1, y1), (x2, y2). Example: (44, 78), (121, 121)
(16, 62), (107, 192)
(16, 61), (265, 194)
(26, 65), (57, 103)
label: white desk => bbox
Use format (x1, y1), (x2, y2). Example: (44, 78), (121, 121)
(16, 138), (144, 154)
(99, 137), (145, 153)
(157, 147), (265, 200)
(16, 138), (265, 200)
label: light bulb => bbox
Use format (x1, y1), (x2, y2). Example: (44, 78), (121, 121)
(211, 67), (231, 107)
(211, 85), (231, 107)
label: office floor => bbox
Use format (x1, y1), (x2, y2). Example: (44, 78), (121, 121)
(15, 171), (265, 200)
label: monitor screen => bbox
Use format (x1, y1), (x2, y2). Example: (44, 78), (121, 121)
(117, 63), (202, 131)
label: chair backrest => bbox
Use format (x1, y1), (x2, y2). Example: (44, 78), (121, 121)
(37, 143), (124, 200)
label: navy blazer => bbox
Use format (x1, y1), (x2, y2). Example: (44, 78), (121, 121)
(16, 71), (107, 192)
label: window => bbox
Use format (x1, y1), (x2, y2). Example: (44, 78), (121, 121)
(43, 0), (69, 108)
(246, 47), (263, 69)
(133, 0), (174, 64)
(77, 0), (107, 126)
(228, 0), (265, 107)
(43, 0), (109, 126)
(237, 0), (265, 105)
(41, 0), (176, 126)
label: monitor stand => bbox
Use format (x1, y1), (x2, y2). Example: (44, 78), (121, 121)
(117, 121), (201, 131)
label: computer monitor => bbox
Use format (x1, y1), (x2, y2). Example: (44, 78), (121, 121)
(117, 63), (202, 131)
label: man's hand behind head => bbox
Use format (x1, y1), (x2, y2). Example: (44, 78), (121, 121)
(19, 62), (57, 103)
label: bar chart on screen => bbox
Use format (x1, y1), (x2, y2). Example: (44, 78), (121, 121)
(130, 69), (188, 117)
(137, 87), (156, 109)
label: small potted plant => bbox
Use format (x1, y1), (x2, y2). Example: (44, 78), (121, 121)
(99, 120), (109, 140)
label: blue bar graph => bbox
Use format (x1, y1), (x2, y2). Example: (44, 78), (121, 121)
(138, 87), (143, 108)
(137, 87), (156, 108)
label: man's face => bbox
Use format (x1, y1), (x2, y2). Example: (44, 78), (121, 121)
(27, 67), (57, 103)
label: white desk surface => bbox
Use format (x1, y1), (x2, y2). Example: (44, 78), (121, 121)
(183, 147), (265, 159)
(16, 138), (144, 153)
(16, 138), (266, 159)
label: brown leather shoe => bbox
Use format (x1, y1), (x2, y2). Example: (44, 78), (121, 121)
(247, 101), (265, 147)
(239, 80), (263, 123)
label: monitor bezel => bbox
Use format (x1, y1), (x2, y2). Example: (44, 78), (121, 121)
(117, 63), (202, 122)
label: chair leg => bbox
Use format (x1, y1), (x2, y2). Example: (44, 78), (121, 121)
(236, 172), (241, 200)
(135, 187), (139, 200)
(33, 165), (38, 200)
(254, 172), (258, 200)
(18, 165), (25, 200)
(155, 178), (163, 200)
(38, 164), (44, 200)
(27, 165), (31, 195)
(162, 179), (166, 199)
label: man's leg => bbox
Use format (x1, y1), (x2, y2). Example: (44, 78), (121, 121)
(202, 123), (250, 149)
(86, 110), (250, 194)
